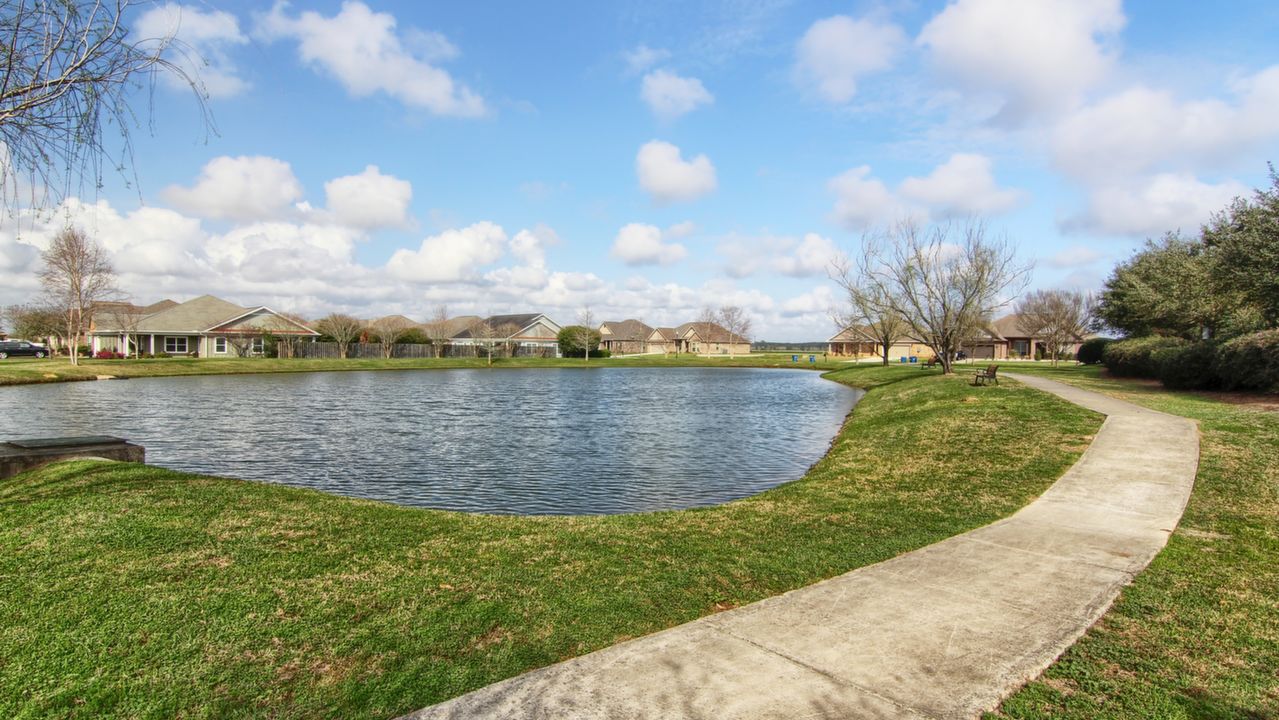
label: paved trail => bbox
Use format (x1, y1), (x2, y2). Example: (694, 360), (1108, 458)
(403, 374), (1199, 720)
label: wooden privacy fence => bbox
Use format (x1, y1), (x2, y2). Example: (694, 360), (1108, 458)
(298, 342), (558, 359)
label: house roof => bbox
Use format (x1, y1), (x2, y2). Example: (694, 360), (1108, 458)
(599, 319), (653, 342)
(369, 314), (420, 328)
(453, 313), (559, 339)
(676, 321), (745, 344)
(134, 295), (248, 333)
(650, 327), (678, 341)
(990, 314), (1028, 339)
(435, 315), (482, 337)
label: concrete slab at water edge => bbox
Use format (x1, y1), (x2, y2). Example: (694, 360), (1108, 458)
(401, 373), (1199, 720)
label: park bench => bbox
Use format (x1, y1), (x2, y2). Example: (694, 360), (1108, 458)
(973, 364), (999, 386)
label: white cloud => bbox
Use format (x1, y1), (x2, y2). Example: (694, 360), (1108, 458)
(898, 153), (1023, 216)
(635, 140), (717, 204)
(385, 222), (507, 283)
(623, 45), (671, 74)
(641, 70), (714, 120)
(828, 166), (910, 230)
(610, 223), (688, 266)
(1065, 173), (1247, 237)
(1046, 245), (1104, 269)
(829, 154), (1022, 230)
(918, 0), (1125, 122)
(133, 3), (249, 97)
(163, 155), (304, 222)
(719, 232), (839, 278)
(780, 286), (838, 318)
(1052, 67), (1279, 182)
(323, 165), (412, 229)
(257, 1), (484, 117)
(664, 220), (697, 239)
(793, 15), (905, 104)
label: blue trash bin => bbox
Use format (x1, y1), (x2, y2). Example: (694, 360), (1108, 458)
(792, 355), (799, 362)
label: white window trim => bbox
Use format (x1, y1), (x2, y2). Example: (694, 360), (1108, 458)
(214, 337), (228, 354)
(164, 336), (188, 354)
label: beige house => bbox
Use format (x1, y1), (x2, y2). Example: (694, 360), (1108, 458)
(89, 295), (318, 357)
(828, 326), (934, 360)
(960, 314), (1094, 360)
(598, 319), (654, 355)
(451, 313), (563, 356)
(647, 321), (750, 355)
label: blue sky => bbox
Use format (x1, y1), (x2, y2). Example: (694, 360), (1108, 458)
(3, 0), (1278, 340)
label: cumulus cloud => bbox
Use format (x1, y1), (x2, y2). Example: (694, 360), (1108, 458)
(641, 70), (714, 120)
(1052, 67), (1279, 182)
(257, 1), (484, 117)
(163, 155), (304, 222)
(323, 165), (412, 229)
(793, 15), (905, 104)
(898, 153), (1024, 216)
(133, 3), (249, 97)
(918, 0), (1124, 122)
(719, 232), (839, 278)
(829, 154), (1022, 230)
(635, 140), (717, 204)
(623, 44), (671, 74)
(1065, 173), (1247, 237)
(1046, 245), (1104, 269)
(610, 223), (688, 266)
(385, 222), (507, 282)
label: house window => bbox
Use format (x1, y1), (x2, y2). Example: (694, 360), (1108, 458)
(251, 337), (264, 355)
(214, 337), (227, 354)
(164, 336), (188, 354)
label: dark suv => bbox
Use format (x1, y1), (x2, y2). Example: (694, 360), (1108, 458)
(0, 340), (49, 359)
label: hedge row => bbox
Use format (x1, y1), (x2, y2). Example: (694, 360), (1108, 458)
(1101, 331), (1279, 392)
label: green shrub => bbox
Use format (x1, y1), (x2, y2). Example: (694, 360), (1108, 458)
(1216, 329), (1279, 393)
(1076, 337), (1111, 365)
(1102, 336), (1188, 378)
(561, 348), (611, 359)
(1152, 342), (1220, 390)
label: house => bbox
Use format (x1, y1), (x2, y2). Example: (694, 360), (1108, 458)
(89, 295), (319, 357)
(598, 319), (654, 355)
(828, 326), (935, 360)
(960, 314), (1094, 360)
(646, 321), (751, 355)
(452, 313), (563, 356)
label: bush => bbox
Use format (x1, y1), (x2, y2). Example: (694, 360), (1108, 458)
(155, 352), (172, 359)
(561, 348), (611, 359)
(1216, 329), (1279, 393)
(1152, 342), (1219, 390)
(1076, 337), (1111, 365)
(1102, 336), (1188, 378)
(93, 350), (124, 360)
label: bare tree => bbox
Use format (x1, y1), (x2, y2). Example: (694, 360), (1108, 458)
(468, 319), (499, 366)
(223, 331), (261, 358)
(103, 301), (143, 358)
(692, 306), (719, 355)
(2, 303), (63, 347)
(564, 307), (597, 361)
(831, 255), (910, 365)
(1016, 290), (1096, 367)
(847, 219), (1031, 374)
(718, 305), (752, 356)
(370, 315), (414, 359)
(314, 313), (363, 359)
(0, 0), (212, 210)
(38, 226), (118, 365)
(423, 305), (451, 358)
(272, 313), (312, 359)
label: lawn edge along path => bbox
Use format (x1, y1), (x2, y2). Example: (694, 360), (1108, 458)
(404, 373), (1199, 720)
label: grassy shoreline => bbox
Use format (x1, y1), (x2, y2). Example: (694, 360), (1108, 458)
(0, 352), (850, 386)
(993, 365), (1279, 719)
(0, 366), (1100, 719)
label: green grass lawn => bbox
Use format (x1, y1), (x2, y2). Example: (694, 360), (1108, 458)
(0, 366), (1099, 719)
(0, 352), (853, 386)
(992, 364), (1279, 719)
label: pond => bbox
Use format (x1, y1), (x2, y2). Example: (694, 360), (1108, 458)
(0, 367), (862, 515)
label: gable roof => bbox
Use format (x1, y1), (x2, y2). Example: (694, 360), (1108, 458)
(453, 313), (560, 339)
(135, 295), (248, 333)
(649, 327), (678, 342)
(433, 315), (482, 337)
(599, 319), (653, 342)
(209, 307), (320, 336)
(990, 314), (1028, 339)
(676, 321), (745, 344)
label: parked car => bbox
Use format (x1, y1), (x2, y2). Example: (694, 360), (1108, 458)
(0, 340), (49, 359)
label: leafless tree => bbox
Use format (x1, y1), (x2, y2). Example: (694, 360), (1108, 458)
(693, 306), (719, 355)
(370, 315), (415, 359)
(846, 219), (1031, 374)
(272, 313), (312, 359)
(423, 305), (451, 358)
(223, 330), (261, 358)
(103, 301), (143, 358)
(0, 0), (212, 210)
(314, 313), (363, 359)
(718, 305), (752, 356)
(1016, 290), (1096, 367)
(564, 307), (597, 361)
(38, 226), (118, 364)
(468, 319), (499, 366)
(830, 255), (910, 365)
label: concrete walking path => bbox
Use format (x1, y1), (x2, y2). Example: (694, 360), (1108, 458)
(403, 374), (1199, 720)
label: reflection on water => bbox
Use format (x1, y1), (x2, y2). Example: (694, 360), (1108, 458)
(0, 367), (861, 515)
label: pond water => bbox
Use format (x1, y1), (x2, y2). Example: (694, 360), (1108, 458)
(0, 367), (861, 515)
